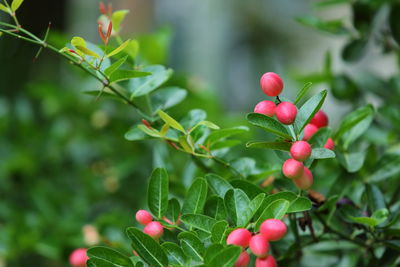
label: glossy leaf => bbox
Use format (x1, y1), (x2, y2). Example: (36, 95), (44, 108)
(109, 70), (150, 83)
(178, 232), (205, 262)
(230, 180), (265, 199)
(311, 148), (336, 159)
(151, 87), (187, 112)
(147, 168), (169, 219)
(308, 127), (332, 147)
(206, 126), (249, 144)
(107, 39), (130, 58)
(224, 189), (251, 226)
(294, 90), (327, 134)
(247, 113), (292, 140)
(204, 244), (224, 264)
(180, 214), (217, 233)
(208, 246), (241, 267)
(205, 173), (233, 198)
(182, 178), (208, 215)
(157, 110), (186, 133)
(161, 242), (187, 266)
(204, 196), (227, 220)
(11, 0), (24, 12)
(294, 82), (313, 104)
(104, 56), (128, 77)
(87, 246), (134, 267)
(255, 199), (290, 231)
(166, 198), (181, 223)
(129, 65), (173, 97)
(211, 220), (229, 244)
(0, 3), (10, 13)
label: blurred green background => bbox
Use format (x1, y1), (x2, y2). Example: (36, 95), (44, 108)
(1, 0), (399, 266)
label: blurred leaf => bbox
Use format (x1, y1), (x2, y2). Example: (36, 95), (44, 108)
(342, 39), (368, 62)
(255, 199), (290, 231)
(166, 198), (181, 223)
(211, 220), (229, 244)
(296, 16), (350, 35)
(11, 0), (24, 12)
(180, 214), (217, 233)
(206, 126), (249, 144)
(126, 227), (168, 267)
(178, 232), (205, 262)
(161, 242), (187, 266)
(294, 90), (327, 134)
(71, 37), (101, 58)
(294, 82), (313, 105)
(308, 127), (332, 147)
(349, 208), (389, 227)
(126, 39), (139, 59)
(87, 246), (134, 267)
(205, 173), (233, 198)
(208, 246), (241, 267)
(247, 113), (292, 140)
(287, 197), (312, 213)
(311, 148), (336, 159)
(182, 178), (208, 214)
(111, 9), (129, 32)
(180, 109), (207, 129)
(147, 168), (169, 219)
(190, 120), (220, 133)
(369, 156), (400, 182)
(337, 150), (366, 173)
(107, 39), (130, 58)
(109, 70), (150, 83)
(246, 141), (291, 151)
(137, 124), (162, 138)
(365, 184), (386, 213)
(0, 3), (10, 13)
(104, 56), (128, 77)
(151, 87), (187, 112)
(157, 110), (186, 133)
(313, 0), (350, 8)
(130, 65), (173, 97)
(390, 4), (400, 45)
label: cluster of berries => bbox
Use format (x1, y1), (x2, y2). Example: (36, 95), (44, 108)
(228, 219), (287, 267)
(254, 72), (334, 190)
(135, 209), (165, 239)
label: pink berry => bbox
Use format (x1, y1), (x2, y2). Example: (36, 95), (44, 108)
(293, 167), (313, 190)
(260, 72), (283, 97)
(310, 110), (328, 128)
(249, 234), (270, 257)
(234, 251), (250, 267)
(226, 228), (252, 248)
(290, 141), (312, 162)
(136, 210), (153, 225)
(275, 102), (297, 125)
(143, 221), (164, 239)
(324, 138), (334, 150)
(303, 124), (318, 141)
(254, 100), (276, 117)
(282, 158), (304, 179)
(69, 248), (88, 267)
(260, 219), (287, 241)
(255, 255), (277, 267)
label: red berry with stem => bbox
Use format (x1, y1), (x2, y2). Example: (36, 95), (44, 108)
(255, 255), (277, 267)
(303, 123), (318, 141)
(275, 102), (297, 125)
(260, 72), (283, 97)
(226, 228), (252, 248)
(293, 167), (313, 190)
(234, 251), (250, 267)
(282, 158), (304, 179)
(290, 141), (312, 162)
(260, 219), (287, 241)
(324, 138), (334, 150)
(310, 110), (329, 128)
(249, 234), (270, 257)
(69, 248), (88, 267)
(143, 221), (164, 239)
(254, 100), (276, 117)
(135, 210), (153, 225)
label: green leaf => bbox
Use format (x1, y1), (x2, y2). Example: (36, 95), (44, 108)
(204, 196), (227, 220)
(365, 184), (386, 213)
(256, 191), (311, 216)
(130, 65), (173, 97)
(369, 156), (400, 182)
(104, 56), (128, 77)
(11, 0), (23, 12)
(124, 125), (150, 141)
(204, 244), (224, 264)
(0, 4), (10, 13)
(246, 141), (291, 151)
(137, 124), (162, 138)
(190, 120), (220, 133)
(311, 148), (336, 159)
(349, 208), (389, 227)
(161, 242), (187, 266)
(294, 82), (313, 104)
(246, 113), (292, 140)
(71, 37), (101, 58)
(255, 199), (290, 231)
(230, 180), (265, 199)
(342, 39), (368, 62)
(308, 127), (332, 147)
(208, 246), (241, 267)
(178, 232), (205, 262)
(109, 70), (151, 83)
(87, 258), (117, 267)
(107, 39), (130, 58)
(205, 173), (233, 198)
(390, 4), (400, 45)
(294, 90), (327, 134)
(205, 126), (249, 144)
(147, 168), (169, 219)
(337, 150), (366, 173)
(112, 9), (129, 32)
(157, 110), (186, 133)
(224, 189), (251, 226)
(180, 214), (217, 233)
(287, 196), (312, 213)
(166, 198), (181, 223)
(126, 227), (168, 267)
(211, 220), (229, 244)
(125, 39), (139, 59)
(87, 246), (134, 267)
(182, 178), (208, 215)
(296, 16), (350, 35)
(151, 87), (187, 111)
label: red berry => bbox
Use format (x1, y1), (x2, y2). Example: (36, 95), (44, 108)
(260, 72), (283, 97)
(226, 228), (252, 248)
(255, 255), (277, 267)
(290, 141), (312, 162)
(143, 221), (164, 239)
(136, 210), (153, 225)
(69, 248), (88, 267)
(310, 110), (329, 128)
(282, 158), (304, 179)
(260, 219), (287, 241)
(303, 124), (318, 141)
(275, 102), (297, 125)
(234, 251), (250, 267)
(254, 100), (276, 117)
(293, 167), (313, 190)
(249, 234), (270, 257)
(324, 138), (334, 150)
